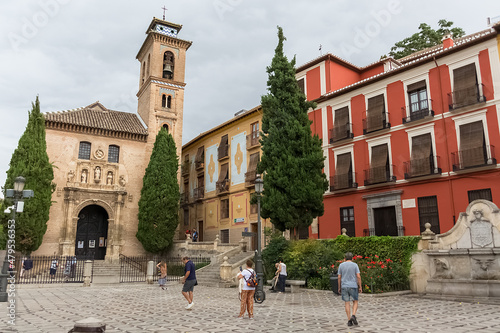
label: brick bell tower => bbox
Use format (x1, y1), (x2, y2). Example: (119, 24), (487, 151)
(136, 17), (192, 156)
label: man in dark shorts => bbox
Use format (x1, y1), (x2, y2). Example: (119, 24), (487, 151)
(338, 252), (362, 327)
(181, 256), (197, 310)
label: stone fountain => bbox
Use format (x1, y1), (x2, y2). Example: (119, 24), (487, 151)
(411, 199), (500, 298)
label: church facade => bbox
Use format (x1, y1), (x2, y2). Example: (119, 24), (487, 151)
(35, 18), (191, 261)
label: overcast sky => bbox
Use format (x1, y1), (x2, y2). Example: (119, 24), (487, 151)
(1, 0), (499, 196)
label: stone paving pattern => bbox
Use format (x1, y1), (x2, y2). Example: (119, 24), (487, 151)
(1, 283), (500, 332)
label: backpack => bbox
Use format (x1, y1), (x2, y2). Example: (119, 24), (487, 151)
(245, 269), (258, 288)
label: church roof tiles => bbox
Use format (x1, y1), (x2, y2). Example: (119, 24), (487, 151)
(44, 102), (148, 139)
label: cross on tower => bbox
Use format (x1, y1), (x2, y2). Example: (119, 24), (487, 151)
(162, 6), (167, 20)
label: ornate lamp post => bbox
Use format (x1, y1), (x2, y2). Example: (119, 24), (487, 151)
(1, 176), (33, 302)
(253, 175), (265, 303)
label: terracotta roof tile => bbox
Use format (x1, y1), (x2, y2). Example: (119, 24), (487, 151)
(44, 102), (148, 136)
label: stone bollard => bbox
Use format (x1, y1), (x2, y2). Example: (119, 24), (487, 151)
(419, 222), (436, 250)
(146, 261), (154, 284)
(68, 317), (105, 332)
(239, 238), (247, 252)
(219, 256), (232, 282)
(83, 260), (92, 287)
(341, 228), (348, 236)
(214, 234), (219, 250)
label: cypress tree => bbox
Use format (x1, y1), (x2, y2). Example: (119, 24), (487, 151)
(136, 128), (180, 253)
(1, 96), (55, 253)
(257, 27), (328, 236)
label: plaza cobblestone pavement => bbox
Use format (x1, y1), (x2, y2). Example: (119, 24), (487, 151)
(1, 283), (500, 333)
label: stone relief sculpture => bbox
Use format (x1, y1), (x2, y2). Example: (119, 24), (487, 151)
(472, 257), (500, 280)
(107, 171), (113, 185)
(432, 258), (453, 279)
(94, 166), (101, 182)
(470, 208), (493, 247)
(119, 175), (126, 187)
(81, 169), (88, 183)
(67, 170), (75, 182)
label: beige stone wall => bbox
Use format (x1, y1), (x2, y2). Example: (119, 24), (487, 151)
(36, 128), (150, 258)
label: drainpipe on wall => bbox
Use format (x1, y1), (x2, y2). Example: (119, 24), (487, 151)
(433, 55), (456, 224)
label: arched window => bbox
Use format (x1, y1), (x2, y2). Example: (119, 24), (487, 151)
(167, 95), (172, 108)
(146, 54), (150, 77)
(163, 124), (169, 133)
(141, 61), (146, 83)
(162, 94), (167, 108)
(108, 145), (120, 163)
(163, 51), (175, 80)
(78, 142), (91, 160)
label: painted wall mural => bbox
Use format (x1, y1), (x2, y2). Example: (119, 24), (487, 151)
(231, 132), (246, 185)
(205, 144), (218, 193)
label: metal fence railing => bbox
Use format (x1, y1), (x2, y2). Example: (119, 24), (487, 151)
(9, 255), (93, 284)
(119, 255), (212, 283)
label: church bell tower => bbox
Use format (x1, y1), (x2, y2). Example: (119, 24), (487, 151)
(136, 17), (192, 155)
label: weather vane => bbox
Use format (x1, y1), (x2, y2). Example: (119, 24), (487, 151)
(162, 6), (167, 20)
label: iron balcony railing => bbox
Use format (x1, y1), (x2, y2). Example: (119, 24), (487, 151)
(195, 159), (204, 170)
(362, 111), (391, 135)
(216, 179), (230, 195)
(364, 165), (396, 186)
(448, 83), (486, 110)
(401, 100), (434, 124)
(403, 156), (441, 179)
(180, 192), (189, 205)
(194, 187), (204, 201)
(451, 145), (496, 171)
(11, 255), (93, 284)
(329, 122), (354, 143)
(246, 134), (260, 149)
(218, 144), (229, 160)
(181, 160), (190, 177)
(245, 170), (257, 187)
(329, 173), (358, 191)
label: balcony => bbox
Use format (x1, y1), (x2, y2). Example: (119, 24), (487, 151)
(195, 160), (204, 171)
(246, 134), (260, 149)
(448, 83), (486, 110)
(363, 165), (396, 186)
(329, 123), (354, 143)
(194, 187), (204, 201)
(451, 145), (496, 171)
(180, 192), (190, 206)
(181, 160), (190, 177)
(245, 170), (257, 187)
(329, 173), (358, 191)
(401, 102), (434, 124)
(216, 179), (230, 195)
(218, 144), (229, 160)
(362, 111), (390, 135)
(403, 156), (442, 179)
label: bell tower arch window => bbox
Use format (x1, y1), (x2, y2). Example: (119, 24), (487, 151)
(163, 124), (169, 133)
(167, 95), (172, 108)
(141, 61), (146, 84)
(146, 54), (150, 78)
(163, 51), (174, 80)
(162, 94), (167, 108)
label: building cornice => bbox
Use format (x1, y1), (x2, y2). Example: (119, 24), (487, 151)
(45, 120), (148, 142)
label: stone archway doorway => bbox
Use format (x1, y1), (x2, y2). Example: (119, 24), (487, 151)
(75, 205), (109, 260)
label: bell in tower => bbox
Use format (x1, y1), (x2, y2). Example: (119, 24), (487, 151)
(163, 51), (175, 79)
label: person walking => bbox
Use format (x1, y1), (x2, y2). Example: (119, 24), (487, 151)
(157, 261), (167, 290)
(338, 252), (362, 327)
(277, 259), (287, 293)
(192, 228), (198, 242)
(181, 256), (197, 310)
(237, 259), (256, 319)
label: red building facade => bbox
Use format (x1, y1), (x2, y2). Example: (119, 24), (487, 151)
(296, 26), (500, 239)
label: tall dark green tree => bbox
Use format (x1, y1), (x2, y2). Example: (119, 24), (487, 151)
(257, 26), (328, 237)
(136, 128), (180, 253)
(1, 96), (54, 254)
(388, 19), (465, 59)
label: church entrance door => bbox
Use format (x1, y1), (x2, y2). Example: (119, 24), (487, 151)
(75, 205), (109, 260)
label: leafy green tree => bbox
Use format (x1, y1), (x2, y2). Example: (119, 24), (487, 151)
(388, 20), (465, 59)
(1, 96), (54, 254)
(136, 128), (180, 253)
(257, 26), (328, 238)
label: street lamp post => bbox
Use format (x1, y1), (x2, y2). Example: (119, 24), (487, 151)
(253, 175), (265, 303)
(1, 176), (33, 302)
